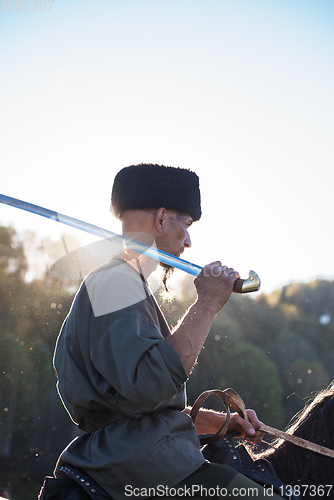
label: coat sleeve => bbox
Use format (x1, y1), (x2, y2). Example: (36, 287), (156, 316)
(90, 309), (188, 412)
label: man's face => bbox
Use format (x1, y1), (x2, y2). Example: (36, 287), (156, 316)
(159, 211), (193, 257)
(158, 211), (193, 292)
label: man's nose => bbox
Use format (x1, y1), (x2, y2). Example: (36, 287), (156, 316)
(184, 232), (192, 248)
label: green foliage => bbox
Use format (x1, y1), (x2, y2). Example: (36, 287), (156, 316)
(279, 280), (334, 323)
(187, 335), (284, 427)
(1, 225), (334, 498)
(0, 225), (79, 493)
(0, 226), (27, 277)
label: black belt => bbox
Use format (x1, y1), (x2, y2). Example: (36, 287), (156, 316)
(78, 405), (182, 433)
(78, 408), (125, 433)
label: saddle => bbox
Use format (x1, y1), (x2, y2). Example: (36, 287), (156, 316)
(202, 434), (300, 499)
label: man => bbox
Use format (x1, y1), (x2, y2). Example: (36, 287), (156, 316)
(53, 164), (276, 499)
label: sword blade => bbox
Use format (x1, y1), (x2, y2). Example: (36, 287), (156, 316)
(0, 193), (202, 275)
(0, 193), (260, 292)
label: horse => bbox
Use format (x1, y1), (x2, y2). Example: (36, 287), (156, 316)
(39, 386), (334, 500)
(250, 385), (334, 499)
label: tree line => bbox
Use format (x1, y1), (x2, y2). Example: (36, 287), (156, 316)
(0, 225), (333, 497)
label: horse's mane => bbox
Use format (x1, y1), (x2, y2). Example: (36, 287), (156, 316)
(251, 383), (334, 491)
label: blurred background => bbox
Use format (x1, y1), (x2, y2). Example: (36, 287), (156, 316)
(1, 1), (334, 498)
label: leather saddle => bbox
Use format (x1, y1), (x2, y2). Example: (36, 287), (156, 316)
(202, 434), (300, 499)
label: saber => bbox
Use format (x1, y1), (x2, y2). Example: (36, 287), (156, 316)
(0, 194), (260, 293)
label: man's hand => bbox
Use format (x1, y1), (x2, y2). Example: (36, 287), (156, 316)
(184, 407), (264, 445)
(227, 409), (264, 444)
(194, 262), (240, 314)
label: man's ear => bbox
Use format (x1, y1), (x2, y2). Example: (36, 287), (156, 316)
(155, 207), (167, 232)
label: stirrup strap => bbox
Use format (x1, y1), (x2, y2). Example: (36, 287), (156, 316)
(190, 388), (248, 445)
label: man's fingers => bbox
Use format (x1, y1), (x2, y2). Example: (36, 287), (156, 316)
(229, 412), (265, 444)
(238, 418), (256, 436)
(246, 409), (264, 431)
(244, 410), (265, 444)
(201, 262), (240, 279)
(224, 268), (240, 279)
(195, 262), (241, 313)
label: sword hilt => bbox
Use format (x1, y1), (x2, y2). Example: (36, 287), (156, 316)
(233, 270), (261, 294)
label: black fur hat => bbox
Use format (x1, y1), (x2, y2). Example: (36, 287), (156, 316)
(111, 163), (201, 221)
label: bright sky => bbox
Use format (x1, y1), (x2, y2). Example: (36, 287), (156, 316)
(1, 0), (334, 294)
